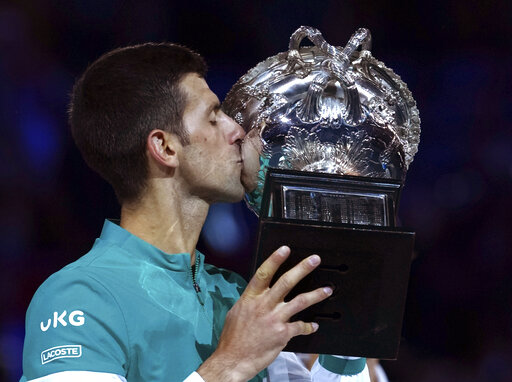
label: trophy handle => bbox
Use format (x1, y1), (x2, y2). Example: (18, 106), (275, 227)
(290, 27), (371, 125)
(288, 26), (371, 71)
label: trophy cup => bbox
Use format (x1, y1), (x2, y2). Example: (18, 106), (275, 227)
(223, 26), (420, 359)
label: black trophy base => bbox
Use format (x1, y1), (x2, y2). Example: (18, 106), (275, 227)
(254, 220), (414, 360)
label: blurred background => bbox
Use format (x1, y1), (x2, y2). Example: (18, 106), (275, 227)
(1, 0), (511, 380)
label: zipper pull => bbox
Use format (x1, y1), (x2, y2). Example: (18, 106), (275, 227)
(194, 282), (204, 305)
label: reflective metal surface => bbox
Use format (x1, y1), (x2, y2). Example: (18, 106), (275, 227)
(223, 26), (421, 215)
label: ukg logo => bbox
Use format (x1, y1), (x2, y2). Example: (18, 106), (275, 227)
(40, 310), (85, 332)
(41, 345), (82, 364)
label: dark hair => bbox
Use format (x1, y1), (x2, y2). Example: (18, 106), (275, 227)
(68, 42), (207, 203)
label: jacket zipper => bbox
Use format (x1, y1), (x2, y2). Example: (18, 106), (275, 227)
(190, 253), (204, 305)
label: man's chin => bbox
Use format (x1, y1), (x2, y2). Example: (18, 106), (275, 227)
(224, 183), (246, 204)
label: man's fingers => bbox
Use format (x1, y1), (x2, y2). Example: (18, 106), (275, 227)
(269, 255), (321, 302)
(244, 246), (290, 296)
(281, 286), (333, 319)
(287, 320), (319, 338)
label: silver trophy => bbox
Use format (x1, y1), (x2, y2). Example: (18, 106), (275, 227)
(223, 27), (420, 358)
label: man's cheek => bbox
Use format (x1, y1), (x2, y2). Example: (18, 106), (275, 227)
(241, 144), (261, 192)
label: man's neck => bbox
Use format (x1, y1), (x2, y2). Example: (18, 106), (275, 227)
(119, 185), (209, 266)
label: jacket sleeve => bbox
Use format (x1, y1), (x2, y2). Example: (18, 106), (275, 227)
(266, 352), (370, 382)
(21, 270), (130, 380)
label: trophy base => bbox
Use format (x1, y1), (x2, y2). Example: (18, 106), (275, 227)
(254, 219), (414, 359)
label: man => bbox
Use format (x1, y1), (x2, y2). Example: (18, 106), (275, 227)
(20, 43), (370, 381)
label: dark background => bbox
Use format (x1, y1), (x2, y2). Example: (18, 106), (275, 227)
(1, 0), (511, 381)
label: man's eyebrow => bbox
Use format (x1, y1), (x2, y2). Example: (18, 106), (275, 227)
(206, 99), (221, 115)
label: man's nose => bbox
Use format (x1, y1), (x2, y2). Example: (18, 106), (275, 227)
(226, 114), (246, 145)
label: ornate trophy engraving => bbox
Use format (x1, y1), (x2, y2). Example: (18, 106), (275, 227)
(223, 27), (420, 359)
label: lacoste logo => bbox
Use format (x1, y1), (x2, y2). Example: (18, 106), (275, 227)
(41, 345), (82, 364)
(40, 310), (85, 332)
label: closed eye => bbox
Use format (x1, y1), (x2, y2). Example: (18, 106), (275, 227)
(209, 109), (220, 126)
(208, 101), (221, 126)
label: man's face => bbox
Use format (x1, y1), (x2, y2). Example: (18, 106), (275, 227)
(178, 73), (246, 203)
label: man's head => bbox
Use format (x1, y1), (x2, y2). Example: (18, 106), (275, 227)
(69, 42), (207, 203)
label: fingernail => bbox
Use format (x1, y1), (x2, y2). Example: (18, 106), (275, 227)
(323, 287), (333, 296)
(308, 255), (320, 266)
(278, 246), (290, 256)
(312, 322), (319, 332)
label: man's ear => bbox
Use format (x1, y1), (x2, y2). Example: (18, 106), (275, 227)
(147, 129), (180, 169)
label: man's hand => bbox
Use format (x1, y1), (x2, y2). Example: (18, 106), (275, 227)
(197, 246), (333, 382)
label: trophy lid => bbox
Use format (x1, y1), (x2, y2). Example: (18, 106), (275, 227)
(223, 26), (421, 215)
